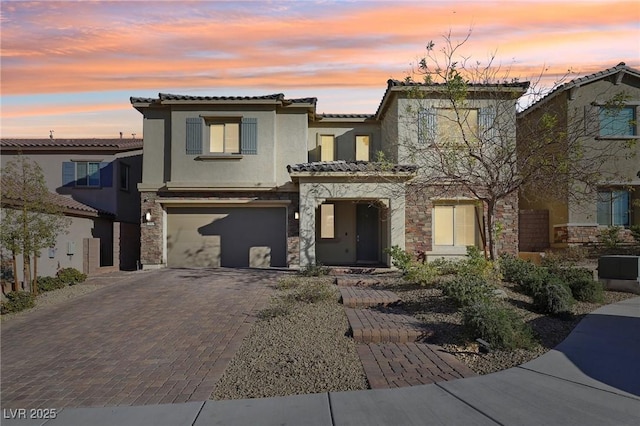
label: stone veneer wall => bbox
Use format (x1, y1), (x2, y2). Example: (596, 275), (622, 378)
(404, 184), (519, 256)
(140, 191), (299, 267)
(564, 225), (636, 246)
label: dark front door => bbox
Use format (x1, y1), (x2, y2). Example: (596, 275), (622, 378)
(356, 203), (379, 263)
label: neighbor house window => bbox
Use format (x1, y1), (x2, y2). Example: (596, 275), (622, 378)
(209, 122), (240, 154)
(597, 190), (630, 226)
(355, 135), (370, 161)
(599, 106), (636, 137)
(76, 161), (100, 187)
(433, 204), (476, 246)
(119, 163), (130, 191)
(320, 135), (335, 161)
(320, 204), (335, 239)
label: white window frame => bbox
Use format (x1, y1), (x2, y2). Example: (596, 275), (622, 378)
(76, 161), (101, 187)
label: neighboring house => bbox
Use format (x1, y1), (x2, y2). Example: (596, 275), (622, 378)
(517, 63), (640, 250)
(131, 81), (526, 269)
(0, 138), (143, 278)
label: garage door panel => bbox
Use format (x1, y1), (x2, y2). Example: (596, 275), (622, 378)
(167, 207), (286, 268)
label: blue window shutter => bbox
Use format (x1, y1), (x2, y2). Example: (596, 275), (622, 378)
(241, 118), (258, 154)
(99, 162), (113, 187)
(418, 108), (436, 143)
(62, 162), (75, 187)
(479, 106), (496, 140)
(186, 117), (203, 154)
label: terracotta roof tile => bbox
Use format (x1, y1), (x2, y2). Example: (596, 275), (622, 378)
(287, 160), (417, 174)
(0, 138), (143, 150)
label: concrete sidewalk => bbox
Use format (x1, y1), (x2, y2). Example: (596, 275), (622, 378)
(4, 297), (639, 426)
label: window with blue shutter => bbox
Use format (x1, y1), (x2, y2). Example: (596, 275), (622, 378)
(240, 117), (258, 154)
(418, 108), (436, 143)
(186, 117), (203, 154)
(479, 106), (496, 140)
(62, 162), (75, 187)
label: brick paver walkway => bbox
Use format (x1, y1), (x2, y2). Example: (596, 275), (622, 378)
(357, 343), (478, 389)
(339, 287), (400, 308)
(345, 306), (432, 343)
(1, 268), (279, 409)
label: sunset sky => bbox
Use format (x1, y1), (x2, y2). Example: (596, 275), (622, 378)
(1, 0), (639, 138)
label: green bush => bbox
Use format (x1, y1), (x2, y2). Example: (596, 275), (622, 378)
(37, 276), (66, 292)
(440, 275), (494, 307)
(56, 268), (87, 286)
(532, 277), (574, 315)
(630, 224), (640, 245)
(499, 254), (536, 285)
(429, 257), (460, 275)
(567, 278), (604, 303)
(385, 245), (413, 273)
(462, 301), (535, 350)
(1, 291), (36, 314)
(404, 262), (439, 286)
(519, 266), (551, 296)
(598, 226), (623, 249)
(457, 246), (501, 283)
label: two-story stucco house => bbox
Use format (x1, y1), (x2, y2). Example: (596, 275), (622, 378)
(0, 138), (143, 279)
(518, 63), (640, 249)
(131, 79), (527, 269)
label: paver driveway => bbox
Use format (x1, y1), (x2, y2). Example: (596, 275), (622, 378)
(1, 268), (282, 409)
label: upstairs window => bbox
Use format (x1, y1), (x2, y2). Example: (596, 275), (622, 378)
(599, 106), (636, 137)
(119, 163), (130, 191)
(597, 190), (630, 226)
(355, 135), (370, 161)
(62, 161), (112, 188)
(419, 107), (493, 145)
(185, 117), (257, 155)
(320, 135), (335, 161)
(210, 122), (240, 154)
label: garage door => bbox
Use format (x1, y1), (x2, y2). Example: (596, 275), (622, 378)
(166, 207), (287, 268)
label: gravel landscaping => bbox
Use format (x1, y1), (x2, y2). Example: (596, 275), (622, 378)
(212, 276), (368, 400)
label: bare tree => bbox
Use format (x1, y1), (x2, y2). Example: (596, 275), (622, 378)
(392, 30), (635, 259)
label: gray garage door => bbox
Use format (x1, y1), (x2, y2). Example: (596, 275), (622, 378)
(166, 207), (287, 268)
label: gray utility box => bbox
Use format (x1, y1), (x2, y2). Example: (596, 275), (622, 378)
(598, 255), (640, 294)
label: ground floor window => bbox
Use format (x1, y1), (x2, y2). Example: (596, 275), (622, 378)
(597, 190), (630, 226)
(320, 203), (335, 239)
(433, 203), (476, 246)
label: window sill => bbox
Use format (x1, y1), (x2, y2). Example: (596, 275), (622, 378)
(195, 154), (244, 160)
(73, 186), (103, 190)
(596, 136), (640, 140)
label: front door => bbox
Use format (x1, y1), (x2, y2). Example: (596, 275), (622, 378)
(356, 203), (379, 263)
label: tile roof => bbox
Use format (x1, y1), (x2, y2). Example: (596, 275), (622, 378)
(376, 78), (530, 119)
(0, 175), (107, 217)
(318, 114), (375, 120)
(287, 160), (417, 174)
(519, 62), (640, 115)
(130, 94), (317, 106)
(1, 138), (143, 150)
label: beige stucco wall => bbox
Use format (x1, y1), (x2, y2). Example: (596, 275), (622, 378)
(276, 111), (309, 184)
(141, 108), (171, 186)
(297, 179), (406, 266)
(307, 122), (381, 162)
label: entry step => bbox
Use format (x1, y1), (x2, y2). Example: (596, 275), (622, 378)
(345, 307), (432, 343)
(339, 286), (401, 308)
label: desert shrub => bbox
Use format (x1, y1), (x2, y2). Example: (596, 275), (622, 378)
(276, 276), (301, 290)
(56, 268), (87, 286)
(429, 257), (460, 275)
(630, 224), (640, 245)
(519, 266), (551, 296)
(499, 254), (536, 285)
(532, 277), (574, 315)
(298, 263), (329, 277)
(257, 299), (294, 319)
(440, 275), (495, 307)
(462, 301), (535, 350)
(37, 276), (66, 292)
(567, 277), (604, 303)
(597, 226), (623, 249)
(284, 281), (335, 304)
(457, 246), (501, 283)
(1, 291), (36, 314)
(385, 245), (413, 273)
(404, 262), (440, 286)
